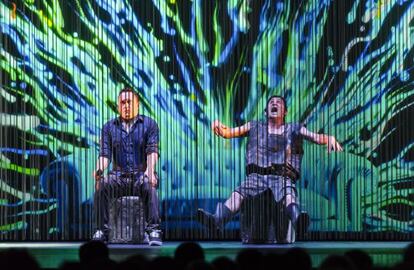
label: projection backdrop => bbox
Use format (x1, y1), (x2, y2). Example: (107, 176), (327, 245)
(0, 0), (413, 240)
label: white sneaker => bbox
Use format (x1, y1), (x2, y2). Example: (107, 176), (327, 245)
(92, 230), (106, 241)
(148, 230), (162, 246)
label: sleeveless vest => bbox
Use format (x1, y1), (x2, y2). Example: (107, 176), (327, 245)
(246, 121), (304, 173)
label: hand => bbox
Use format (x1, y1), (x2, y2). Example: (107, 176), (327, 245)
(211, 120), (228, 137)
(145, 170), (158, 188)
(93, 169), (104, 190)
(93, 169), (103, 181)
(327, 136), (343, 153)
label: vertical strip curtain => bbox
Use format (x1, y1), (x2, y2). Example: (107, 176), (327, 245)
(0, 0), (413, 240)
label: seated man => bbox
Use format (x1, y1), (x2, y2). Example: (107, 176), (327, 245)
(198, 95), (343, 238)
(92, 87), (162, 246)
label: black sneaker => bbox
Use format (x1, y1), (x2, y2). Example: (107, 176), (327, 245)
(148, 230), (162, 246)
(296, 212), (310, 237)
(143, 232), (149, 244)
(197, 208), (217, 230)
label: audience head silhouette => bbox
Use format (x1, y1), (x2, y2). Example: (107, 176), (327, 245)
(174, 242), (205, 268)
(79, 240), (109, 265)
(0, 249), (39, 270)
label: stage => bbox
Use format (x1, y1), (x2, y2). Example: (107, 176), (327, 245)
(0, 241), (409, 268)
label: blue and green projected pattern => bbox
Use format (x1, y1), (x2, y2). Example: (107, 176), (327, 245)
(0, 0), (413, 240)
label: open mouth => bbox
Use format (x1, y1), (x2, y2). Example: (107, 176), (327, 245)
(271, 107), (278, 113)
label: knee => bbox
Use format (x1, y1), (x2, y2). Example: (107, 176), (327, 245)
(232, 191), (244, 201)
(284, 195), (296, 207)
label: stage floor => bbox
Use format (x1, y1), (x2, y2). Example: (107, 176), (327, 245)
(0, 241), (409, 268)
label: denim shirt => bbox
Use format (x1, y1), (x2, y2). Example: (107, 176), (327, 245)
(99, 115), (159, 172)
(246, 121), (304, 172)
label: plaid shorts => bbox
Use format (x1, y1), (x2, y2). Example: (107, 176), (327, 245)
(235, 174), (297, 202)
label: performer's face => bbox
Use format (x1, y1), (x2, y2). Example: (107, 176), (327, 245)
(266, 97), (286, 120)
(118, 91), (139, 120)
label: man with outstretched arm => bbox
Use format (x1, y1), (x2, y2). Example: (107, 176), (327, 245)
(198, 95), (343, 238)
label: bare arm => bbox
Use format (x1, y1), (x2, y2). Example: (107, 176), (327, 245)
(95, 123), (111, 180)
(145, 120), (160, 187)
(93, 156), (110, 182)
(211, 120), (251, 139)
(96, 156), (110, 171)
(145, 152), (159, 188)
(300, 126), (343, 153)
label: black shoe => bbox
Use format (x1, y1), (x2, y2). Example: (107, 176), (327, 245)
(296, 212), (310, 233)
(143, 232), (149, 244)
(197, 208), (218, 230)
(286, 203), (310, 236)
(148, 230), (162, 246)
(197, 203), (234, 232)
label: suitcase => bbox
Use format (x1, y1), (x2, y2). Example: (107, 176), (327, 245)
(108, 196), (146, 243)
(240, 190), (295, 244)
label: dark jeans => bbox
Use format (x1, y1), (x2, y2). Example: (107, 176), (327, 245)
(94, 171), (160, 234)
